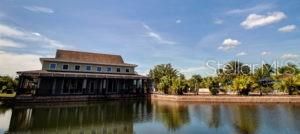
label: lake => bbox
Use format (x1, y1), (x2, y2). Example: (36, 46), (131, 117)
(1, 100), (300, 134)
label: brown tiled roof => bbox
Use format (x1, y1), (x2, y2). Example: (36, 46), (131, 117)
(56, 49), (124, 64)
(40, 58), (137, 67)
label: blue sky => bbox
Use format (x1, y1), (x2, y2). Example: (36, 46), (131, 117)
(0, 0), (299, 77)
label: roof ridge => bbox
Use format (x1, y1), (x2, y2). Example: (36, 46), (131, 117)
(56, 49), (122, 57)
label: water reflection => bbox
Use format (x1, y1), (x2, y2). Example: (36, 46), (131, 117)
(0, 106), (11, 133)
(8, 101), (151, 134)
(1, 101), (300, 133)
(193, 104), (221, 129)
(153, 101), (190, 131)
(230, 105), (259, 134)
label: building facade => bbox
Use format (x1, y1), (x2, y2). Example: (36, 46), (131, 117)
(17, 49), (150, 97)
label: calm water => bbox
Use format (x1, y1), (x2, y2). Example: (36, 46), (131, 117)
(1, 100), (300, 134)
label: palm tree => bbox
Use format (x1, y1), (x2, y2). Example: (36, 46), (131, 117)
(253, 64), (274, 95)
(231, 75), (254, 95)
(171, 77), (186, 95)
(274, 75), (298, 95)
(188, 74), (202, 94)
(157, 76), (173, 94)
(224, 61), (250, 76)
(149, 64), (178, 93)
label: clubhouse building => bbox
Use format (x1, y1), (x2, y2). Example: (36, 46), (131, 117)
(17, 49), (150, 98)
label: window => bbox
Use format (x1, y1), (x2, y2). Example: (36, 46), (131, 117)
(49, 63), (56, 70)
(86, 65), (92, 71)
(75, 65), (80, 71)
(62, 64), (69, 70)
(126, 68), (130, 72)
(107, 67), (112, 72)
(117, 68), (120, 72)
(96, 67), (102, 72)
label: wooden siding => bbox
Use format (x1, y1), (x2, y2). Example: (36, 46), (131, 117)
(42, 61), (135, 74)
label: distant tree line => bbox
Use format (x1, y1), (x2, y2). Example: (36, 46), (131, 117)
(148, 61), (300, 95)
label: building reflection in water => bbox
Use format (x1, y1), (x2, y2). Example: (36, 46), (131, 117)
(8, 100), (152, 134)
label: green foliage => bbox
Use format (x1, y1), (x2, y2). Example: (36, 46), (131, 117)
(223, 61), (250, 76)
(231, 75), (254, 95)
(274, 75), (299, 95)
(208, 79), (219, 95)
(150, 64), (188, 95)
(217, 61), (251, 93)
(149, 64), (178, 94)
(0, 76), (18, 93)
(253, 64), (274, 95)
(278, 63), (300, 75)
(171, 77), (186, 95)
(149, 63), (178, 88)
(150, 61), (300, 96)
(200, 77), (214, 88)
(157, 76), (173, 94)
(188, 74), (202, 93)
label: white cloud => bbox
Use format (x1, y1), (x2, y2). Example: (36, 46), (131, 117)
(32, 32), (41, 36)
(179, 66), (207, 73)
(278, 25), (296, 32)
(261, 51), (271, 56)
(23, 6), (54, 14)
(176, 19), (182, 24)
(0, 23), (69, 49)
(142, 23), (177, 45)
(218, 38), (240, 51)
(0, 24), (24, 36)
(0, 51), (41, 77)
(281, 53), (299, 59)
(136, 69), (149, 76)
(0, 39), (24, 48)
(214, 19), (223, 24)
(241, 12), (286, 29)
(142, 23), (152, 31)
(179, 66), (214, 78)
(236, 52), (247, 56)
(227, 3), (274, 14)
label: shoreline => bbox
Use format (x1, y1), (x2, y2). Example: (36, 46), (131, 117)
(151, 94), (300, 103)
(3, 94), (300, 103)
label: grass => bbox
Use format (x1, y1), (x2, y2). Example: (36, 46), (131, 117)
(0, 93), (16, 98)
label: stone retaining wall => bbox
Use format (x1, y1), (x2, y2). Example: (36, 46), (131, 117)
(13, 94), (149, 103)
(151, 94), (300, 103)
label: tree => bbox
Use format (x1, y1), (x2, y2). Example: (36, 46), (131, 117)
(253, 64), (274, 95)
(274, 63), (300, 95)
(200, 77), (214, 88)
(217, 61), (250, 93)
(223, 61), (250, 76)
(208, 79), (219, 95)
(171, 77), (186, 95)
(0, 76), (18, 93)
(149, 64), (178, 93)
(231, 75), (254, 95)
(188, 74), (202, 94)
(157, 76), (173, 94)
(278, 63), (300, 75)
(283, 76), (297, 95)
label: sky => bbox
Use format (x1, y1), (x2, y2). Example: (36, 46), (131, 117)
(0, 0), (299, 78)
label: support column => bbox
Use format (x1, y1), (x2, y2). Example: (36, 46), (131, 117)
(52, 78), (56, 95)
(82, 79), (87, 94)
